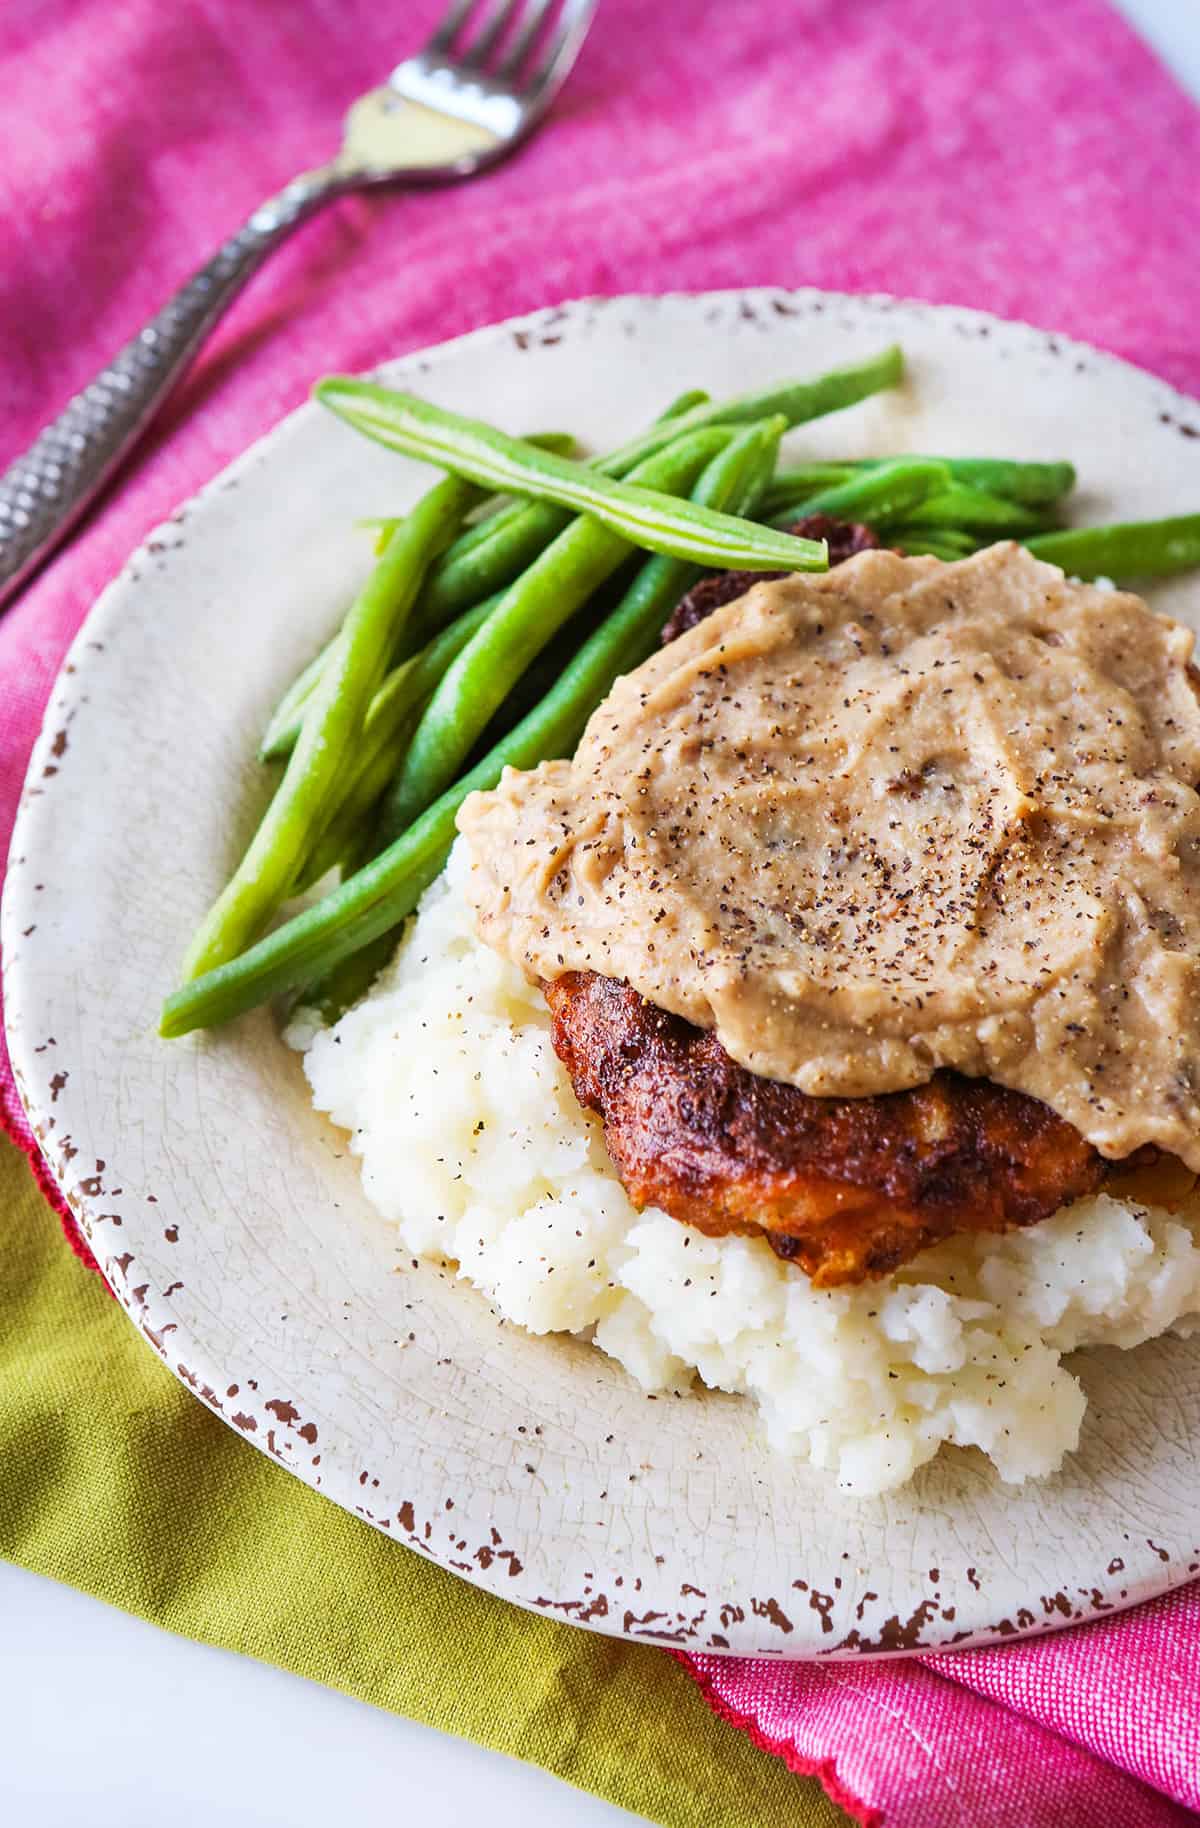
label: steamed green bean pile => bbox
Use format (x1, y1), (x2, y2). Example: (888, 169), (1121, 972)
(161, 345), (1200, 1038)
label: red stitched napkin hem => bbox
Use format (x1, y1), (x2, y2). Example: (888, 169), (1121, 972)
(672, 1651), (878, 1826)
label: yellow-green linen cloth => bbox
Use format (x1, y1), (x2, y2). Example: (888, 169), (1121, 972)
(0, 1133), (845, 1827)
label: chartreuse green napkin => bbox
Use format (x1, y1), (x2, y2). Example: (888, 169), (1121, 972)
(0, 1134), (843, 1827)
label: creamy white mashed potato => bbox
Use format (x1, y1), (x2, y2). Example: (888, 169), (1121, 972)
(292, 841), (1200, 1497)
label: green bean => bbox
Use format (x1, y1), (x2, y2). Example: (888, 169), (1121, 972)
(441, 393), (704, 558)
(404, 392), (713, 637)
(362, 431), (582, 551)
(598, 345), (904, 474)
(161, 422), (777, 1039)
(387, 349), (900, 639)
(367, 593), (501, 734)
(417, 500), (561, 593)
(258, 574), (507, 763)
(292, 707), (423, 893)
(853, 455), (1075, 506)
(257, 439), (576, 758)
(316, 381), (828, 574)
(163, 795), (461, 1036)
(303, 424), (781, 999)
(760, 465), (859, 516)
(312, 591), (507, 849)
(891, 525), (980, 557)
(259, 645), (330, 761)
(736, 429), (788, 520)
(893, 533), (979, 561)
(333, 347), (899, 605)
(896, 483), (1059, 536)
(442, 417), (782, 809)
(422, 348), (896, 582)
(179, 472), (479, 982)
(285, 592), (509, 886)
(770, 458), (952, 529)
(763, 459), (1072, 525)
(1025, 515), (1200, 580)
(379, 421), (777, 865)
(585, 419), (784, 677)
(159, 703), (574, 1036)
(380, 425), (743, 840)
(263, 401), (717, 764)
(765, 456), (1073, 523)
(659, 388), (712, 417)
(265, 586), (504, 766)
(462, 578), (631, 759)
(303, 933), (402, 1025)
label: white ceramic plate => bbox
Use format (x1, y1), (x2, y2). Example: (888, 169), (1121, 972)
(7, 291), (1200, 1660)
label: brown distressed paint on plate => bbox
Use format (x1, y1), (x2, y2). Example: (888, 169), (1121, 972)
(5, 290), (1200, 1659)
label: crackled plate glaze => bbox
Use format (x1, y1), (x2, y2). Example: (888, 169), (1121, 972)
(7, 291), (1200, 1660)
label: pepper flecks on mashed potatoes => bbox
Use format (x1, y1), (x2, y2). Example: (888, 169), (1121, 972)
(294, 847), (1200, 1495)
(295, 542), (1200, 1493)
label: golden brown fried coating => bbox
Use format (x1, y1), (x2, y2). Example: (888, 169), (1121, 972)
(543, 970), (1114, 1287)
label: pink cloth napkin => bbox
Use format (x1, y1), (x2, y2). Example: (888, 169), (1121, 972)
(3, 1), (1200, 1821)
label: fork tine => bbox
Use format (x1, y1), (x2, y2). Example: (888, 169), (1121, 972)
(459, 0), (522, 69)
(494, 0), (556, 80)
(522, 0), (597, 101)
(425, 0), (486, 55)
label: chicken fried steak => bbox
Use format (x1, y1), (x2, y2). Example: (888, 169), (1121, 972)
(543, 970), (1120, 1288)
(461, 545), (1200, 1288)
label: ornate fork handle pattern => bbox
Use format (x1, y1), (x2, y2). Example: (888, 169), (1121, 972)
(0, 0), (598, 609)
(0, 166), (348, 608)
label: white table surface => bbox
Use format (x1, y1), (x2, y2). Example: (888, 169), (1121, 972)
(3, 6), (1197, 1823)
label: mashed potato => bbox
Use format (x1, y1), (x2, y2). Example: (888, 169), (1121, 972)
(293, 841), (1200, 1496)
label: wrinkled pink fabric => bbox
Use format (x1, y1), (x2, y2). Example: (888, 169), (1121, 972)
(2, 2), (1199, 1823)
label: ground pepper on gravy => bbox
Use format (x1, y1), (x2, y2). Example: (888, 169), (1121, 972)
(458, 544), (1200, 1168)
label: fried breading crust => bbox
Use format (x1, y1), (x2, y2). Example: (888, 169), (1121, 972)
(543, 971), (1110, 1287)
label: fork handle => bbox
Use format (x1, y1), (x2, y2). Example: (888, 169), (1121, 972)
(0, 164), (349, 611)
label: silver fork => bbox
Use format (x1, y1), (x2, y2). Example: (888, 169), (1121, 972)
(0, 0), (597, 611)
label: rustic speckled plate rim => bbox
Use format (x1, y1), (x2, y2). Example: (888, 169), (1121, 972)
(5, 288), (1200, 1661)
